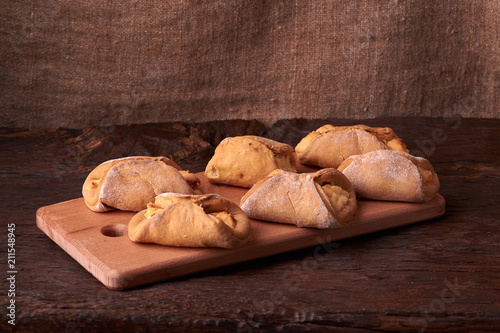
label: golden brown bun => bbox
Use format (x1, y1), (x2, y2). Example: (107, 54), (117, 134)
(337, 150), (440, 203)
(82, 156), (197, 212)
(205, 135), (297, 188)
(295, 124), (408, 168)
(240, 168), (357, 229)
(129, 193), (252, 249)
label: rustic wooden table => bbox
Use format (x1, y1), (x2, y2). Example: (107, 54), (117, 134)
(1, 117), (499, 332)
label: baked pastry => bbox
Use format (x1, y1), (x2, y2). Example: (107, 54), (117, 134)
(240, 168), (357, 229)
(129, 193), (252, 248)
(178, 170), (203, 195)
(295, 124), (408, 168)
(205, 135), (297, 188)
(82, 156), (198, 212)
(337, 150), (440, 202)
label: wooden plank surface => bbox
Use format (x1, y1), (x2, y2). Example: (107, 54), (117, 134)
(3, 117), (499, 332)
(36, 172), (445, 290)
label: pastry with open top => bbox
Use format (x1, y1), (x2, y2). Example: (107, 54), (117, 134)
(129, 193), (252, 249)
(240, 168), (357, 229)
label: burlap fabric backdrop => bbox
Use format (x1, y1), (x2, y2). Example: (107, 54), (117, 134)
(1, 0), (498, 129)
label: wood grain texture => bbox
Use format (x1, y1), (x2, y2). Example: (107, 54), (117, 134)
(35, 173), (445, 290)
(1, 117), (499, 332)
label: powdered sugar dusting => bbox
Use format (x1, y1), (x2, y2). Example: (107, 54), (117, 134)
(98, 159), (193, 211)
(240, 171), (336, 228)
(342, 150), (425, 202)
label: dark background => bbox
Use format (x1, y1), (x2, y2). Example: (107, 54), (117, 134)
(1, 0), (498, 129)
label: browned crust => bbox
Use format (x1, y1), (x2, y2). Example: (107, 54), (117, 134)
(317, 124), (409, 152)
(240, 168), (357, 229)
(204, 136), (296, 188)
(396, 152), (441, 200)
(244, 135), (295, 155)
(129, 193), (252, 249)
(317, 124), (404, 145)
(82, 156), (196, 212)
(338, 150), (440, 203)
(295, 124), (408, 168)
(311, 168), (357, 227)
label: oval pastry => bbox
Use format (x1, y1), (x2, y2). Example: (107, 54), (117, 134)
(240, 168), (357, 229)
(295, 124), (408, 168)
(205, 135), (297, 188)
(128, 193), (252, 249)
(82, 156), (197, 212)
(337, 150), (440, 203)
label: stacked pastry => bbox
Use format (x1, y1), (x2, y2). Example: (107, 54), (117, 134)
(82, 155), (252, 249)
(294, 124), (440, 203)
(204, 135), (357, 228)
(82, 156), (200, 212)
(295, 124), (408, 168)
(81, 124), (440, 250)
(239, 168), (357, 229)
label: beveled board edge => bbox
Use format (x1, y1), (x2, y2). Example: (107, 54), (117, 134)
(36, 194), (445, 290)
(35, 204), (120, 288)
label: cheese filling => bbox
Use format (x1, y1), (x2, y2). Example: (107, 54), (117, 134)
(90, 178), (101, 189)
(144, 197), (236, 229)
(209, 211), (236, 229)
(145, 203), (161, 218)
(418, 166), (433, 182)
(386, 138), (408, 152)
(322, 184), (349, 212)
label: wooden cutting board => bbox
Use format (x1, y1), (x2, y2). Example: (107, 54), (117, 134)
(36, 172), (445, 290)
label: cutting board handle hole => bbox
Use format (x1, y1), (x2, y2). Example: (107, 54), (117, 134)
(100, 224), (128, 237)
